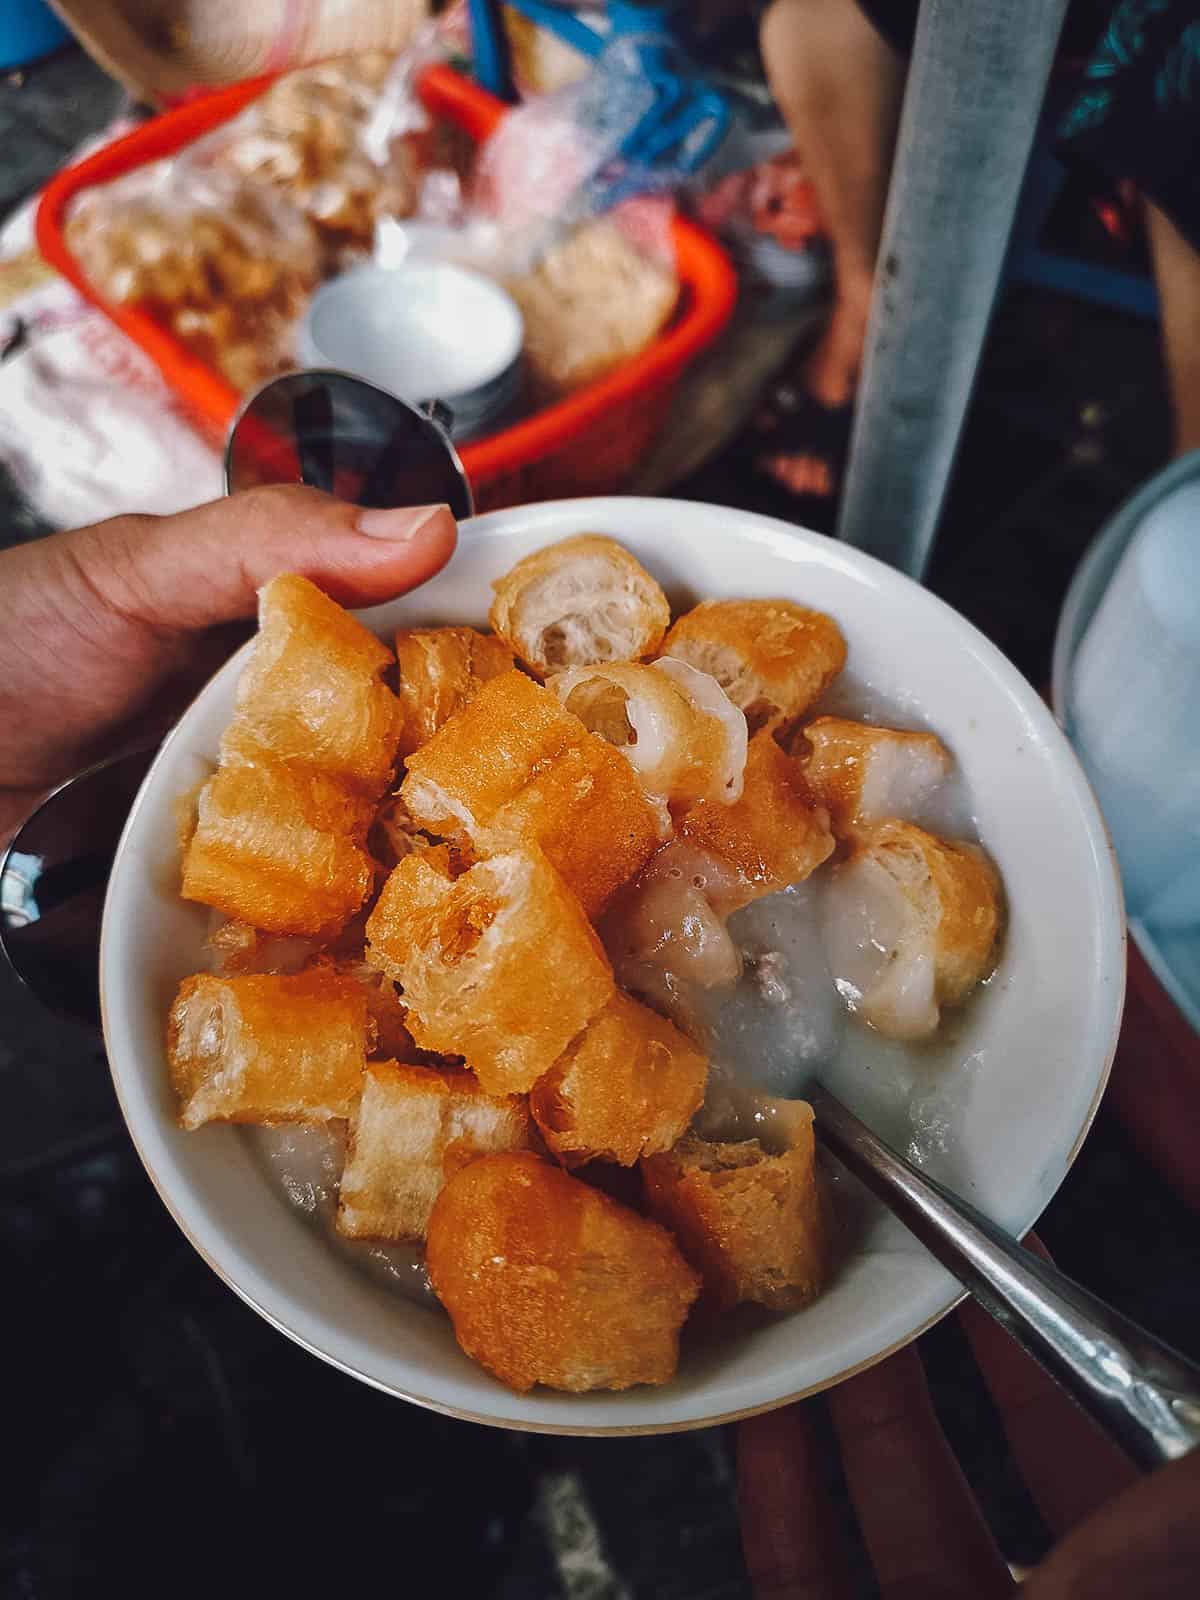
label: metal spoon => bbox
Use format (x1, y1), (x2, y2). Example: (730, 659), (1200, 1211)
(0, 372), (472, 1025)
(809, 1084), (1200, 1470)
(1, 748), (158, 1025)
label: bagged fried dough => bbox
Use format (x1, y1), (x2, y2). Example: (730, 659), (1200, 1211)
(66, 162), (319, 393)
(506, 215), (678, 396)
(65, 49), (442, 392)
(199, 54), (424, 271)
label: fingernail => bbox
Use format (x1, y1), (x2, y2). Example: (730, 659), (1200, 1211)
(356, 504), (450, 541)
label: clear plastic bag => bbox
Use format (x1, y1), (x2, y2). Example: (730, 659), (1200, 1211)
(66, 160), (320, 393)
(193, 53), (426, 272)
(504, 205), (678, 398)
(63, 45), (452, 392)
(65, 25), (684, 407)
(469, 31), (708, 271)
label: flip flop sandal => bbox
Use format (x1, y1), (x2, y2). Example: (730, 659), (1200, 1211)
(752, 380), (855, 502)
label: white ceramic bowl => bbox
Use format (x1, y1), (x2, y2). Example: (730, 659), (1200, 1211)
(298, 263), (524, 426)
(100, 498), (1125, 1435)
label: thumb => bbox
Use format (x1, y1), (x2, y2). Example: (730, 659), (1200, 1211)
(66, 485), (458, 633)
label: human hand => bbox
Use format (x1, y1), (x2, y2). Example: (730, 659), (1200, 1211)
(0, 487), (456, 845)
(737, 1236), (1200, 1597)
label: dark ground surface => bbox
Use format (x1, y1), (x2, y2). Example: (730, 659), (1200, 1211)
(3, 45), (1197, 1600)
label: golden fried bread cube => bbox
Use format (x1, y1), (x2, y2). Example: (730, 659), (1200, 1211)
(336, 1062), (530, 1241)
(223, 574), (401, 797)
(485, 737), (663, 918)
(395, 625), (516, 758)
(549, 659), (747, 811)
(401, 671), (661, 916)
(426, 1152), (700, 1392)
(507, 219), (679, 397)
(824, 819), (1002, 1040)
(365, 847), (614, 1095)
(530, 992), (708, 1167)
(680, 730), (835, 908)
(642, 1103), (830, 1311)
(167, 969), (368, 1130)
(489, 535), (670, 676)
(400, 670), (580, 836)
(662, 598), (847, 732)
(801, 717), (952, 834)
(366, 851), (453, 946)
(181, 758), (376, 936)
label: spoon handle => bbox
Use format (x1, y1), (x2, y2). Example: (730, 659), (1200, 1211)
(809, 1085), (1200, 1471)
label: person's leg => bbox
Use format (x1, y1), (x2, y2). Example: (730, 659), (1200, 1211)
(1145, 200), (1200, 456)
(758, 0), (905, 492)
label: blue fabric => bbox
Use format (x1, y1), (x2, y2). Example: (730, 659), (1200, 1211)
(1057, 1), (1200, 249)
(0, 0), (69, 71)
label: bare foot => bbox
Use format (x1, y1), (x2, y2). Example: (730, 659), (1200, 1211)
(758, 452), (835, 497)
(804, 269), (873, 406)
(754, 269), (874, 499)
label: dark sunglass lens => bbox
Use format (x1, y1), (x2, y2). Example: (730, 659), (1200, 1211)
(226, 372), (473, 519)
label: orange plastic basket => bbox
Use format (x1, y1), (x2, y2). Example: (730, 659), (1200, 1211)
(36, 65), (737, 510)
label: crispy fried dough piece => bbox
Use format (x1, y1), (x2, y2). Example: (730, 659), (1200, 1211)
(201, 925), (421, 1058)
(400, 671), (660, 917)
(824, 819), (1002, 1040)
(530, 992), (708, 1167)
(394, 625), (516, 758)
(223, 574), (401, 796)
(489, 535), (670, 677)
(426, 1152), (700, 1392)
(642, 1102), (830, 1311)
(549, 659), (747, 811)
(181, 758), (376, 935)
(679, 730), (835, 908)
(167, 968), (368, 1131)
(336, 1061), (530, 1241)
(365, 847), (614, 1095)
(181, 576), (401, 936)
(801, 717), (952, 835)
(401, 670), (579, 835)
(662, 599), (846, 732)
(486, 737), (663, 918)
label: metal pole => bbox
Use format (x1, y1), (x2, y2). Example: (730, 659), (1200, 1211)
(836, 0), (1069, 577)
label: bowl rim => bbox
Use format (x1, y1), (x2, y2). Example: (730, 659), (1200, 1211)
(100, 495), (1126, 1435)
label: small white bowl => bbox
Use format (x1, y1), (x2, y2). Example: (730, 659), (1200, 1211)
(100, 499), (1124, 1435)
(299, 263), (524, 429)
